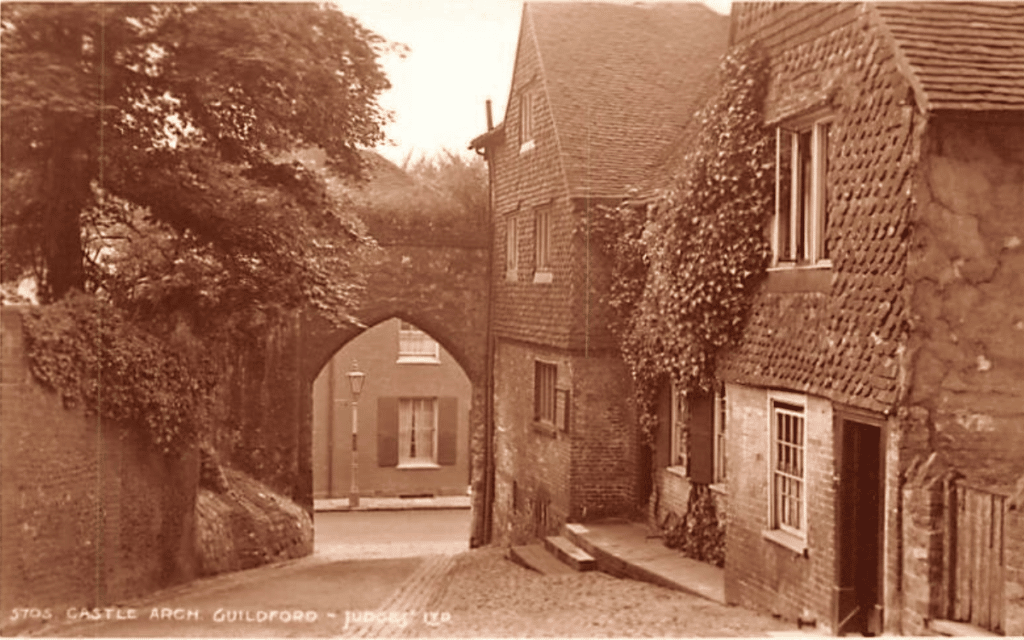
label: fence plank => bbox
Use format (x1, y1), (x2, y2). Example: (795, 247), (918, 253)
(954, 484), (970, 621)
(991, 496), (1004, 633)
(975, 490), (991, 629)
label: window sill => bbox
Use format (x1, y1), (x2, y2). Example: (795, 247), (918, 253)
(762, 528), (808, 556)
(519, 139), (535, 154)
(665, 466), (689, 481)
(532, 420), (558, 438)
(765, 262), (831, 293)
(396, 462), (441, 470)
(533, 270), (553, 284)
(505, 271), (518, 283)
(396, 356), (441, 365)
(709, 482), (728, 496)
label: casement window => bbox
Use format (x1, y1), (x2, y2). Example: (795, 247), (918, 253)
(770, 395), (806, 536)
(519, 91), (535, 152)
(774, 117), (832, 266)
(668, 382), (726, 485)
(713, 383), (727, 484)
(377, 396), (457, 468)
(533, 205), (552, 283)
(669, 384), (688, 469)
(533, 360), (557, 424)
(397, 321), (439, 363)
(505, 215), (519, 281)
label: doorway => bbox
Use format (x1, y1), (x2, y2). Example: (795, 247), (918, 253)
(834, 415), (884, 636)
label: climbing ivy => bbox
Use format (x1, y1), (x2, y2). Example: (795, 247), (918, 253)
(22, 293), (217, 454)
(593, 43), (773, 444)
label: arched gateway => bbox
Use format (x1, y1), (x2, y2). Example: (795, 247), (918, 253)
(298, 225), (491, 546)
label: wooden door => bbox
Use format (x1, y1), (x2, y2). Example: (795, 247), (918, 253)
(834, 418), (883, 636)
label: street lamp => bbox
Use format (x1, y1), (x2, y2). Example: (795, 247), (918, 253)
(347, 361), (366, 508)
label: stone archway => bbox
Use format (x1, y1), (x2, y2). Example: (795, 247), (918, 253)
(297, 236), (491, 546)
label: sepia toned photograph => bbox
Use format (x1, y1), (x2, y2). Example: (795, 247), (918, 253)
(1, 1), (1023, 637)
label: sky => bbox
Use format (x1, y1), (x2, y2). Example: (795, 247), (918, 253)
(335, 0), (730, 165)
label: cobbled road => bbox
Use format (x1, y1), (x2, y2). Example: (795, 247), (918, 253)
(36, 509), (795, 638)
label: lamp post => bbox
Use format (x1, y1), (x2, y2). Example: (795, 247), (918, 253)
(347, 361), (365, 509)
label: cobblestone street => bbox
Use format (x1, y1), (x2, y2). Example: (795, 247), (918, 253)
(37, 509), (795, 638)
(419, 548), (794, 638)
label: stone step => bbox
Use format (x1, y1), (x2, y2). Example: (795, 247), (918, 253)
(544, 535), (596, 571)
(509, 544), (576, 575)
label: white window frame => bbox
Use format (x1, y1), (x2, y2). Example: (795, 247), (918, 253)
(713, 383), (727, 484)
(519, 91), (535, 153)
(505, 215), (518, 282)
(397, 397), (439, 468)
(669, 382), (688, 472)
(397, 321), (440, 364)
(766, 391), (808, 542)
(533, 360), (557, 425)
(773, 115), (832, 268)
(533, 206), (552, 283)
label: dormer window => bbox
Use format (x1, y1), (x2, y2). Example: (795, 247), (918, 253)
(774, 116), (832, 267)
(519, 91), (535, 153)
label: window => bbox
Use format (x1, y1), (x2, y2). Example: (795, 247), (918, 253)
(533, 205), (552, 282)
(519, 91), (534, 151)
(669, 383), (688, 470)
(397, 321), (439, 363)
(505, 215), (518, 281)
(713, 384), (727, 484)
(398, 397), (437, 467)
(534, 361), (557, 424)
(770, 397), (806, 536)
(774, 118), (831, 266)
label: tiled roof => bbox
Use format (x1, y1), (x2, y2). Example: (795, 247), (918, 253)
(526, 2), (730, 199)
(875, 2), (1024, 111)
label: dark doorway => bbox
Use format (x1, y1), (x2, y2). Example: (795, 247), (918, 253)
(834, 417), (883, 636)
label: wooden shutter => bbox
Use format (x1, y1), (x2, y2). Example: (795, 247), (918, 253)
(437, 397), (457, 466)
(377, 397), (399, 467)
(688, 392), (714, 484)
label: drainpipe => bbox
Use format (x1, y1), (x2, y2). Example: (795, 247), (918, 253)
(478, 99), (497, 545)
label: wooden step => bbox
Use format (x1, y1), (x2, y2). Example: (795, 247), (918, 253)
(508, 544), (575, 575)
(544, 535), (596, 571)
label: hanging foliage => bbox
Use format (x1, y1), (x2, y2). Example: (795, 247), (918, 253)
(593, 43), (774, 444)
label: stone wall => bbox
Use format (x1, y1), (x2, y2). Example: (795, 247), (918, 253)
(0, 307), (199, 636)
(903, 116), (1024, 490)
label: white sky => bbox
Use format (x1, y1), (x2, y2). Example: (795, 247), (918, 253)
(335, 0), (731, 164)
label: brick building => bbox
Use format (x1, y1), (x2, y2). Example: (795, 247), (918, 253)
(471, 2), (729, 546)
(717, 3), (1024, 636)
(311, 318), (471, 500)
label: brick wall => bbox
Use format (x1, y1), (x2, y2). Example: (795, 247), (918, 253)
(310, 318), (472, 499)
(723, 383), (836, 632)
(1, 307), (199, 635)
(568, 354), (639, 521)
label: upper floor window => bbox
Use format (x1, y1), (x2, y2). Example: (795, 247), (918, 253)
(505, 215), (519, 282)
(774, 117), (831, 267)
(519, 91), (535, 153)
(533, 205), (552, 283)
(397, 321), (440, 364)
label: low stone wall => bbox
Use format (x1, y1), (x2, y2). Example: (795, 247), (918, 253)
(195, 465), (312, 577)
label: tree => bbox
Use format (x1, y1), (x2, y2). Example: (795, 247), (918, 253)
(1, 3), (394, 330)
